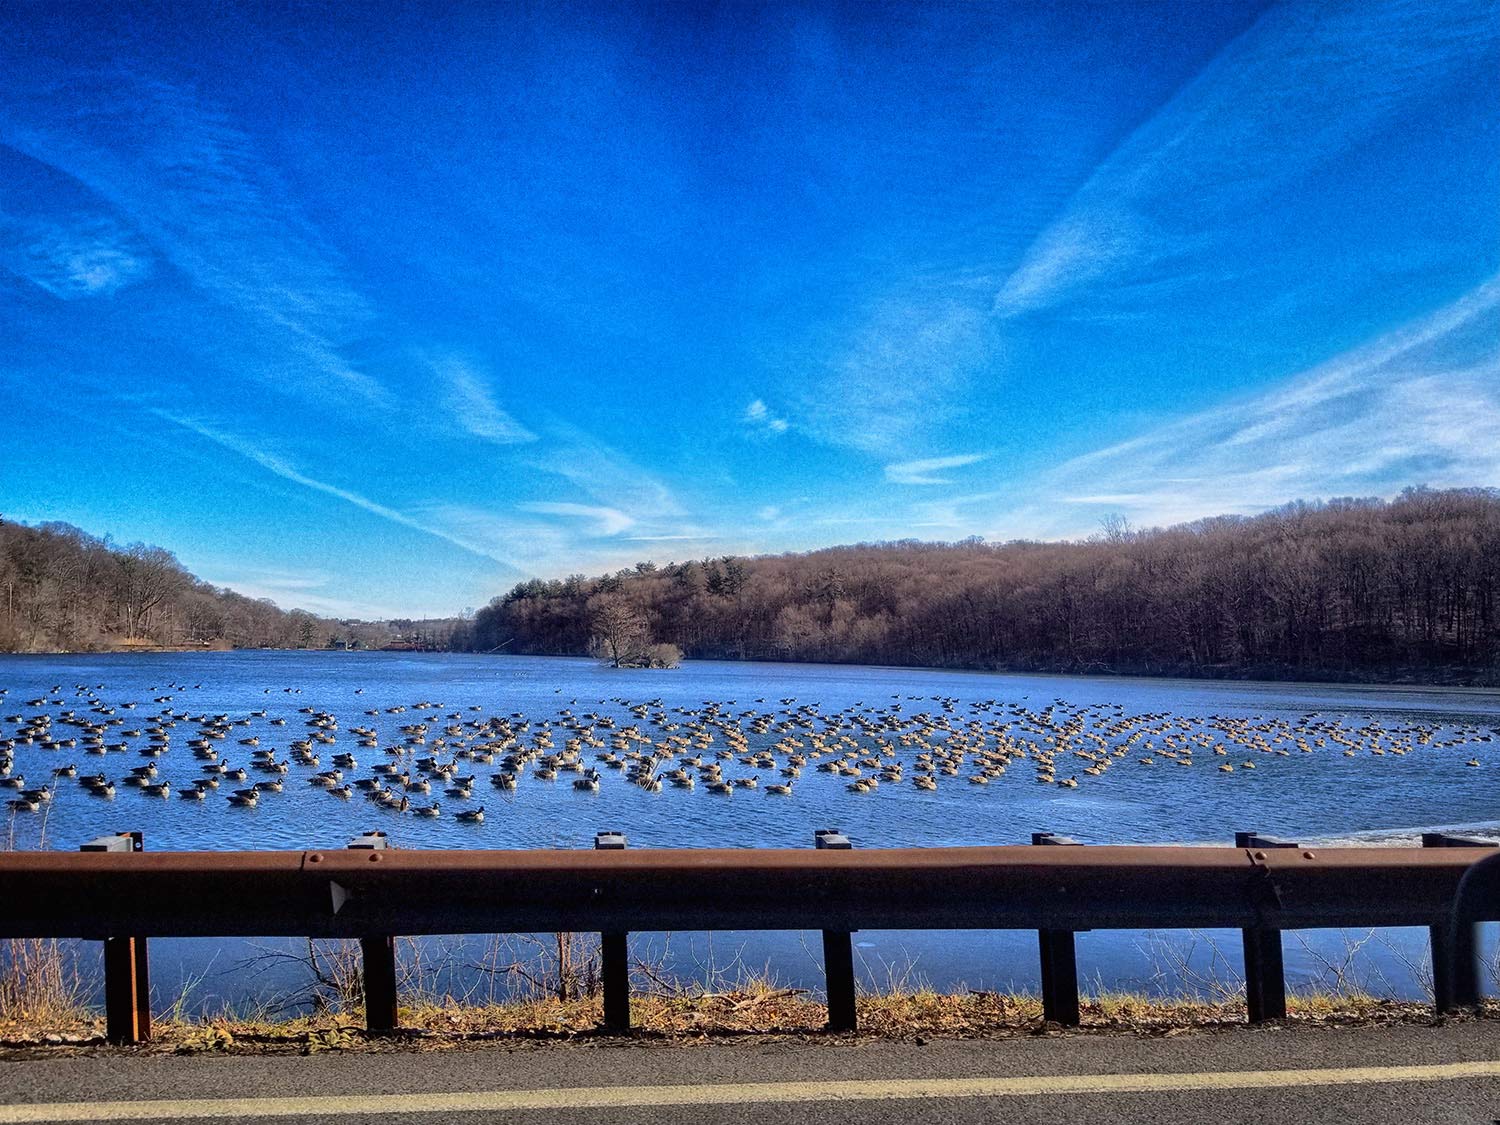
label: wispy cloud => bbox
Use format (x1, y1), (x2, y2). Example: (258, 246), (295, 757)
(995, 0), (1500, 316)
(2, 71), (387, 403)
(531, 422), (689, 528)
(517, 501), (634, 536)
(905, 489), (1008, 533)
(423, 503), (722, 576)
(988, 273), (1500, 537)
(157, 406), (709, 579)
(151, 409), (517, 568)
(428, 354), (537, 444)
(885, 453), (988, 485)
(196, 566), (405, 620)
(0, 206), (153, 298)
(792, 295), (995, 455)
(743, 398), (790, 435)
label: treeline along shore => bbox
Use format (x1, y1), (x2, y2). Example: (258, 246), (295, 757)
(7, 488), (1499, 683)
(465, 489), (1500, 685)
(0, 519), (374, 652)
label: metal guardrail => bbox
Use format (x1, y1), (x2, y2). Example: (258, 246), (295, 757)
(1, 829), (1497, 1045)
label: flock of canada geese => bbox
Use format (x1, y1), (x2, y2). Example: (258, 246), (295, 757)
(1, 681), (1495, 823)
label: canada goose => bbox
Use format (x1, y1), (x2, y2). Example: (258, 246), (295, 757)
(455, 806), (484, 823)
(412, 801), (441, 817)
(227, 789), (259, 807)
(765, 782), (794, 795)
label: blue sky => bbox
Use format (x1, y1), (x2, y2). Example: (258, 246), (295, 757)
(1, 0), (1497, 618)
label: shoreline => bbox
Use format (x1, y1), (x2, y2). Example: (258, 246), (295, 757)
(1, 646), (1496, 692)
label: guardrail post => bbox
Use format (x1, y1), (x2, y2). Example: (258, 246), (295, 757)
(1031, 832), (1082, 1026)
(1237, 831), (1294, 1023)
(81, 832), (149, 1045)
(1442, 851), (1500, 1015)
(815, 829), (857, 1032)
(1424, 832), (1498, 1012)
(347, 832), (398, 1033)
(594, 831), (631, 1032)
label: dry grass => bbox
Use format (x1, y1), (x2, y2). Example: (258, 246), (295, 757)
(0, 982), (1472, 1057)
(0, 818), (93, 1035)
(0, 939), (90, 1032)
(0, 921), (1476, 1054)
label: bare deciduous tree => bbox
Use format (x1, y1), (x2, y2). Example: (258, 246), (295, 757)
(588, 596), (648, 668)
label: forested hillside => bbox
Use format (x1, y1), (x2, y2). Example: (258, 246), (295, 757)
(466, 489), (1500, 683)
(0, 518), (355, 652)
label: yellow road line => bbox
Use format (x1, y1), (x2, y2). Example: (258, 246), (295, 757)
(3, 1061), (1499, 1122)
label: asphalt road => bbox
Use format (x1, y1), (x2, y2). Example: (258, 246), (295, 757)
(3, 1021), (1500, 1124)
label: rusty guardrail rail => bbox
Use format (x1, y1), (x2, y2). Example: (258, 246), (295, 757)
(2, 831), (1497, 1044)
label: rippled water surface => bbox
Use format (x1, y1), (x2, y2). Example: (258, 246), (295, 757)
(6, 650), (1499, 851)
(4, 651), (1498, 1003)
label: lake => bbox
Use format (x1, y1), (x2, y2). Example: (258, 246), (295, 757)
(4, 650), (1498, 1010)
